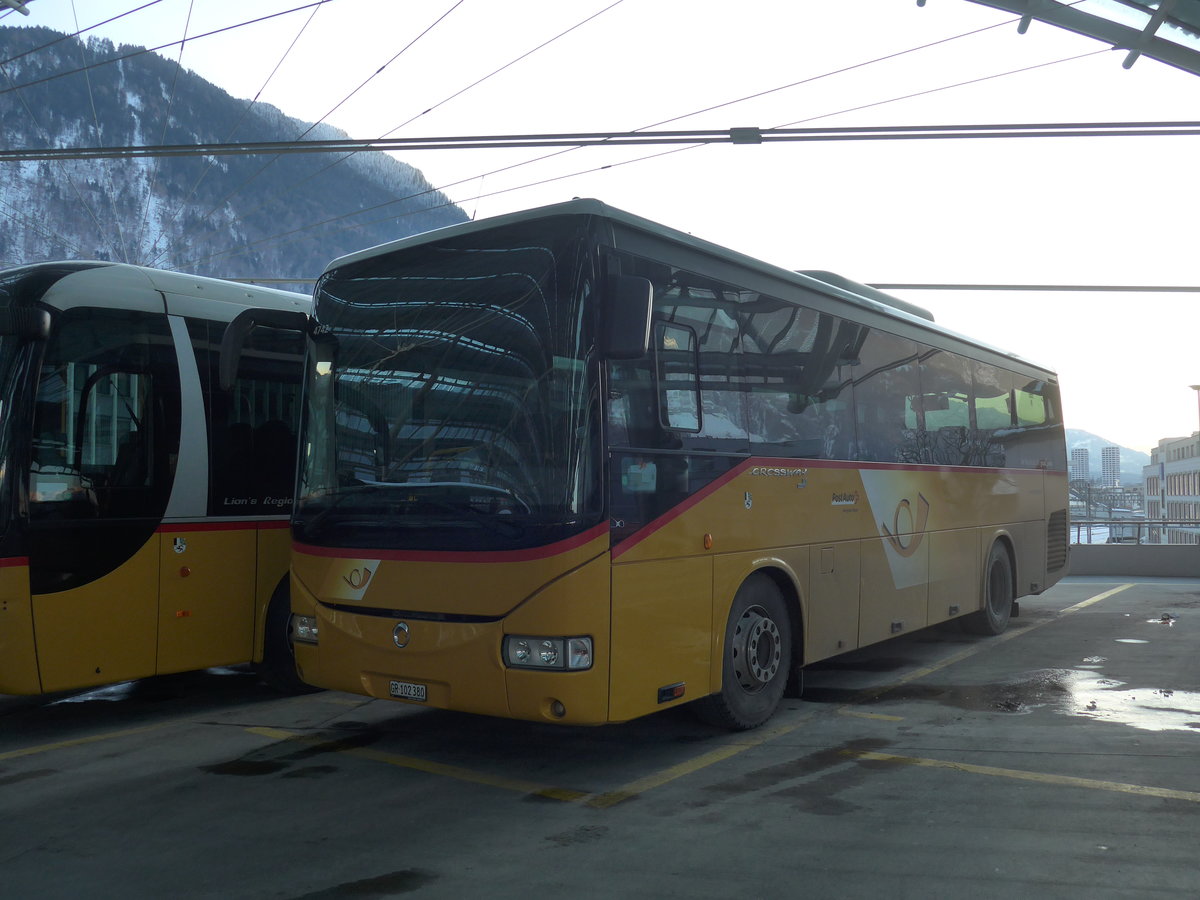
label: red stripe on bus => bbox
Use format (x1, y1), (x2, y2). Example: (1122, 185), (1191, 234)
(293, 522), (609, 564)
(611, 455), (1062, 559)
(157, 520), (289, 533)
(0, 556), (30, 568)
(754, 456), (1066, 477)
(611, 460), (754, 560)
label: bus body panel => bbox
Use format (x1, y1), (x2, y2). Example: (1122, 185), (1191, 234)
(0, 560), (40, 694)
(502, 552), (613, 724)
(252, 521), (292, 663)
(0, 261), (309, 696)
(293, 527), (608, 619)
(156, 522), (258, 675)
(609, 555), (712, 722)
(927, 528), (980, 625)
(33, 537), (160, 693)
(293, 200), (1070, 727)
(292, 535), (617, 724)
(859, 535), (930, 646)
(805, 540), (862, 665)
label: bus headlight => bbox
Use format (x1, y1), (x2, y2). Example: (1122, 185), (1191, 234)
(291, 615), (319, 645)
(504, 635), (592, 671)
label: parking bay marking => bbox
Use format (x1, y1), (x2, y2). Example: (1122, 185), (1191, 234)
(242, 586), (1141, 807)
(0, 724), (167, 762)
(843, 748), (1200, 804)
(245, 726), (589, 801)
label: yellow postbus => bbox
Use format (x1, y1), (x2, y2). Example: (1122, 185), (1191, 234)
(238, 199), (1068, 729)
(0, 261), (311, 695)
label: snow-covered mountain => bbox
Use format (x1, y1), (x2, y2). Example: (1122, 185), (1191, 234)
(1066, 429), (1151, 484)
(0, 26), (467, 283)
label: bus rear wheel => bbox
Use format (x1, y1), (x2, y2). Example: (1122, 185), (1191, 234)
(695, 574), (791, 731)
(962, 542), (1014, 636)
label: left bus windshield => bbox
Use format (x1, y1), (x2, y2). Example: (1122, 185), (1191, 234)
(297, 216), (602, 551)
(0, 333), (33, 533)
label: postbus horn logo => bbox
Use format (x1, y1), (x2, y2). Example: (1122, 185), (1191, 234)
(344, 566), (373, 590)
(881, 494), (930, 558)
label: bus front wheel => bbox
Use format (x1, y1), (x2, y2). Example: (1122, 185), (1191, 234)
(695, 574), (791, 730)
(962, 542), (1014, 636)
(258, 582), (320, 694)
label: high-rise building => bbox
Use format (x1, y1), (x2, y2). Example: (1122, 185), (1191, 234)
(1070, 447), (1090, 483)
(1101, 446), (1120, 487)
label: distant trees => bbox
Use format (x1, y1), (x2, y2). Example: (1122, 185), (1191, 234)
(0, 25), (467, 276)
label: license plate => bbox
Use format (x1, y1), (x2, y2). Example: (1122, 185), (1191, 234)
(389, 680), (427, 702)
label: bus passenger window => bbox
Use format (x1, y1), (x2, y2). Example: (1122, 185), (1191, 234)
(654, 322), (701, 433)
(919, 348), (973, 466)
(853, 330), (922, 463)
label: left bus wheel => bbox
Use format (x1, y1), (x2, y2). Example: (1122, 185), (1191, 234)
(259, 584), (320, 694)
(962, 542), (1014, 636)
(694, 574), (791, 731)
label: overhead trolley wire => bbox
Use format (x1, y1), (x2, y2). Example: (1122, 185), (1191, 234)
(0, 0), (337, 96)
(168, 0), (625, 268)
(156, 3), (1114, 273)
(151, 0), (467, 268)
(174, 4), (1111, 270)
(144, 0), (330, 267)
(0, 0), (165, 67)
(133, 0), (195, 263)
(69, 0), (133, 263)
(11, 118), (1195, 162)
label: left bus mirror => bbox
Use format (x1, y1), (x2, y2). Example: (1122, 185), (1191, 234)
(0, 307), (50, 340)
(220, 308), (312, 391)
(601, 275), (653, 360)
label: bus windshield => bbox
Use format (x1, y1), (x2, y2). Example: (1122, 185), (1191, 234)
(296, 217), (603, 552)
(0, 333), (33, 532)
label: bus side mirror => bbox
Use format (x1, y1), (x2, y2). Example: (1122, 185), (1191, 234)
(219, 308), (312, 391)
(0, 307), (50, 340)
(601, 275), (653, 360)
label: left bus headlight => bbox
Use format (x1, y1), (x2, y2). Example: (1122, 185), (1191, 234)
(291, 615), (320, 645)
(503, 635), (592, 671)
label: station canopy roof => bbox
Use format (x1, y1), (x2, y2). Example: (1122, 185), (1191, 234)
(960, 0), (1200, 75)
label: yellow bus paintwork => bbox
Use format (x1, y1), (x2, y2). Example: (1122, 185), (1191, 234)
(293, 460), (1067, 725)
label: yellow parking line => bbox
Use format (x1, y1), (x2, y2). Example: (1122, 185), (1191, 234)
(0, 724), (165, 762)
(1061, 583), (1134, 613)
(586, 716), (809, 808)
(844, 748), (1200, 804)
(838, 709), (905, 721)
(245, 726), (588, 801)
(242, 587), (1141, 809)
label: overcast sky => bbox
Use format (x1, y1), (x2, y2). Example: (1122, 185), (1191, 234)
(6, 0), (1200, 453)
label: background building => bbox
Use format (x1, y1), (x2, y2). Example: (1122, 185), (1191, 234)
(1101, 446), (1120, 487)
(1071, 447), (1091, 483)
(1143, 432), (1200, 544)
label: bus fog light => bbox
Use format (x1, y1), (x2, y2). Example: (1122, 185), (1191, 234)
(567, 638), (592, 669)
(504, 635), (592, 670)
(291, 615), (319, 644)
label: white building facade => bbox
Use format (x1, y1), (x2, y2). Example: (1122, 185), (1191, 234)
(1101, 446), (1120, 487)
(1071, 447), (1090, 483)
(1143, 432), (1200, 544)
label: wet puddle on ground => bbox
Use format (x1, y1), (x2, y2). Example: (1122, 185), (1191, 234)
(867, 667), (1200, 733)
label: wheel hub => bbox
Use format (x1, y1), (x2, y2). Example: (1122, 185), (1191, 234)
(732, 604), (782, 692)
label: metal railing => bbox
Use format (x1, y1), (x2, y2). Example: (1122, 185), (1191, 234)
(1070, 518), (1200, 545)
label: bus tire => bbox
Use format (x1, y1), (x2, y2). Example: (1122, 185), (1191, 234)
(258, 582), (320, 694)
(694, 574), (791, 731)
(962, 542), (1014, 636)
